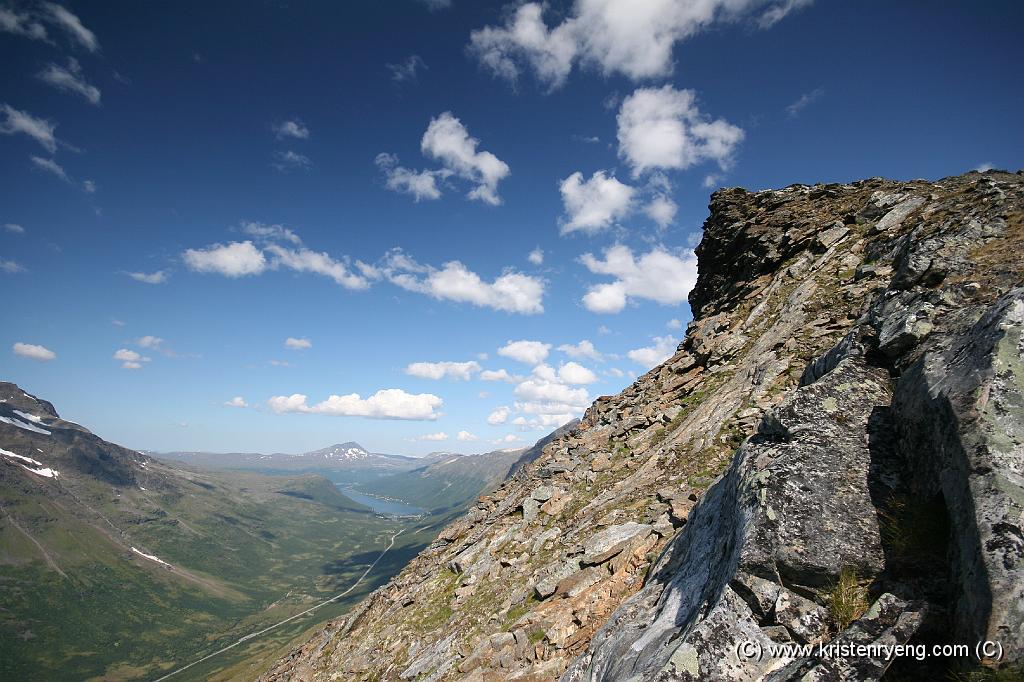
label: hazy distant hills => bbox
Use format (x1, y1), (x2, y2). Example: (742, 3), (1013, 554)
(154, 440), (423, 472)
(0, 381), (434, 680)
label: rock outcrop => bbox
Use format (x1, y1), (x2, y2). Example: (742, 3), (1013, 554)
(262, 170), (1024, 681)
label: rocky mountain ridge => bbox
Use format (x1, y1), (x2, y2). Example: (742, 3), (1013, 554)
(263, 170), (1023, 681)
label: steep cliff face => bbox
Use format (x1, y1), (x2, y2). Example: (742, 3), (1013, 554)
(262, 170), (1023, 681)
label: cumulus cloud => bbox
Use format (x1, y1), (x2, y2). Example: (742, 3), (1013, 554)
(273, 119), (309, 140)
(285, 337), (312, 350)
(494, 433), (523, 444)
(498, 340), (551, 365)
(514, 376), (589, 408)
(224, 396), (248, 408)
(644, 195), (678, 229)
(457, 430), (478, 442)
(580, 244), (698, 313)
(113, 348), (150, 369)
(1, 259), (26, 274)
(375, 153), (446, 202)
(528, 248), (544, 265)
(13, 342), (55, 361)
(421, 112), (510, 205)
(383, 250), (544, 314)
(406, 360), (481, 381)
(786, 87), (824, 118)
(378, 112), (510, 205)
(617, 86), (744, 177)
(487, 406), (510, 425)
(264, 244), (370, 289)
(126, 270), (168, 284)
(183, 240), (267, 277)
(627, 334), (678, 368)
(557, 339), (603, 362)
(137, 335), (163, 349)
(480, 368), (518, 383)
(559, 170), (635, 234)
(30, 155), (68, 181)
(37, 58), (100, 105)
(267, 389), (443, 420)
(417, 431), (449, 441)
(667, 318), (682, 330)
(387, 55), (427, 83)
(469, 0), (810, 89)
(557, 361), (597, 384)
(272, 150), (312, 172)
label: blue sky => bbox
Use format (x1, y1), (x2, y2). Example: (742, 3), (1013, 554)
(2, 0), (1021, 455)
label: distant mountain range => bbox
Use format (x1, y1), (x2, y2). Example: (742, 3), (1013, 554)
(0, 381), (432, 680)
(153, 441), (427, 472)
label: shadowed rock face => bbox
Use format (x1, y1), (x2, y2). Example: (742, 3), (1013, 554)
(261, 170), (1024, 682)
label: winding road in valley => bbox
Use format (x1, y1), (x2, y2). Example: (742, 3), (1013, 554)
(152, 528), (405, 681)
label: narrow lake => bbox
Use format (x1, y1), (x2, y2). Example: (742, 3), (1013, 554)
(340, 487), (424, 516)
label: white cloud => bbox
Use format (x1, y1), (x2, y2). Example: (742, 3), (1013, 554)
(580, 244), (698, 313)
(267, 389), (443, 420)
(703, 173), (722, 189)
(12, 342), (55, 362)
(617, 85), (744, 177)
(480, 368), (517, 383)
(4, 223), (25, 234)
(1, 259), (26, 274)
(557, 339), (603, 362)
(377, 112), (510, 205)
(384, 251), (544, 315)
(270, 359), (291, 367)
(406, 360), (481, 381)
(37, 58), (100, 105)
(43, 2), (99, 51)
(528, 248), (544, 265)
(417, 431), (449, 441)
(225, 396), (248, 408)
(387, 55), (427, 83)
(667, 318), (682, 330)
(240, 221), (302, 245)
(786, 87), (824, 118)
(498, 340), (551, 365)
(82, 179), (96, 193)
(627, 334), (678, 368)
(126, 270), (167, 284)
(559, 170), (635, 234)
(457, 430), (478, 442)
(273, 119), (309, 140)
(0, 7), (48, 41)
(644, 195), (677, 229)
(514, 377), (589, 408)
(30, 156), (68, 181)
(605, 367), (625, 378)
(285, 337), (312, 350)
(469, 0), (810, 89)
(137, 336), (163, 349)
(375, 153), (446, 202)
(114, 348), (150, 369)
(493, 433), (523, 444)
(183, 241), (267, 277)
(558, 361), (597, 384)
(487, 406), (510, 425)
(417, 0), (452, 9)
(421, 112), (510, 205)
(974, 162), (995, 173)
(265, 244), (370, 289)
(272, 150), (312, 172)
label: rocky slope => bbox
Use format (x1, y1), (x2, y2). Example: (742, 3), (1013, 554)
(261, 169), (1024, 681)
